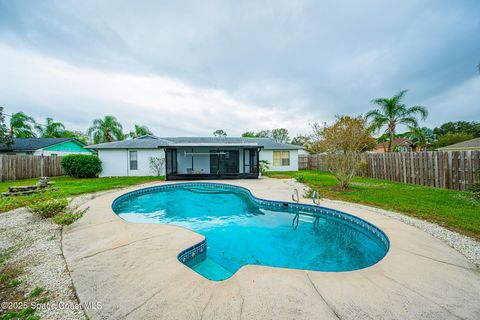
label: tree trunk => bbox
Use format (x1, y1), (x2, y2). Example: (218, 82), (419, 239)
(388, 125), (395, 152)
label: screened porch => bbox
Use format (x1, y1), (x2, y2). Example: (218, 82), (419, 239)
(165, 147), (260, 180)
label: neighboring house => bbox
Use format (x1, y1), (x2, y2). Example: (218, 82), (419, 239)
(0, 138), (95, 156)
(298, 149), (309, 155)
(371, 138), (415, 153)
(437, 137), (480, 151)
(87, 136), (302, 180)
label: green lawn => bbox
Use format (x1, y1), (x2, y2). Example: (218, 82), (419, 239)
(0, 176), (164, 213)
(265, 170), (480, 240)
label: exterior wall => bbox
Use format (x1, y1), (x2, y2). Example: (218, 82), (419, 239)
(98, 147), (299, 176)
(33, 150), (92, 156)
(259, 149), (299, 172)
(98, 149), (165, 177)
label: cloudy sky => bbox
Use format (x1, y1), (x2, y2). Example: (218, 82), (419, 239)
(0, 0), (479, 137)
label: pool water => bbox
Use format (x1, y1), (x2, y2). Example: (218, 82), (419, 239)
(113, 183), (389, 281)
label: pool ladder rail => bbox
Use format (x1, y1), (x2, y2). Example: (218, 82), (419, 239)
(291, 188), (322, 231)
(291, 188), (321, 206)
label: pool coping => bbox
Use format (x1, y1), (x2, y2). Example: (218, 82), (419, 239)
(111, 182), (390, 279)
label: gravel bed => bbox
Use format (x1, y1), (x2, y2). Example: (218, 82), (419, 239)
(282, 178), (480, 267)
(0, 207), (85, 320)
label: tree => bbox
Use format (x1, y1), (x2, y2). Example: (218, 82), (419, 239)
(35, 117), (66, 138)
(435, 132), (474, 148)
(149, 157), (166, 176)
(271, 128), (290, 143)
(291, 135), (311, 146)
(433, 121), (480, 138)
(129, 124), (154, 139)
(408, 127), (427, 151)
(9, 112), (36, 138)
(321, 116), (375, 190)
(213, 129), (227, 137)
(291, 135), (312, 153)
(87, 116), (124, 144)
(405, 127), (436, 151)
(241, 131), (257, 137)
(256, 130), (272, 138)
(0, 107), (13, 145)
(61, 130), (90, 144)
(366, 90), (428, 152)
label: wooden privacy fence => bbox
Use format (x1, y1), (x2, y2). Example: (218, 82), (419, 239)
(0, 155), (65, 182)
(299, 151), (480, 191)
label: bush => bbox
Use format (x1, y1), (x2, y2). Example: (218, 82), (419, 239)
(61, 154), (102, 178)
(27, 198), (69, 219)
(53, 207), (88, 225)
(295, 173), (306, 183)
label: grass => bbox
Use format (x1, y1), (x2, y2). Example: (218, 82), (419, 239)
(0, 176), (164, 213)
(266, 170), (480, 240)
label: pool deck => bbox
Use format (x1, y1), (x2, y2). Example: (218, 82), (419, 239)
(62, 178), (480, 320)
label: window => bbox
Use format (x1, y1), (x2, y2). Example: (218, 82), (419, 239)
(129, 151), (138, 170)
(273, 151), (290, 166)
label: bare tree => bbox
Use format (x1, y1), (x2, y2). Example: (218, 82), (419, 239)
(149, 157), (166, 176)
(320, 116), (375, 190)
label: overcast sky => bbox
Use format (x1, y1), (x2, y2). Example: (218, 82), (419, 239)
(0, 0), (479, 137)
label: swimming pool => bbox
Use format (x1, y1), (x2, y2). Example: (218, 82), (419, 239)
(112, 183), (389, 281)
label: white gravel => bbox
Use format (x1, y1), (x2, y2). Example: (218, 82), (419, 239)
(283, 178), (480, 267)
(0, 192), (103, 320)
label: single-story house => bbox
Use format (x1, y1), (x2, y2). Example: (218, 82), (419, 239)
(88, 136), (303, 180)
(0, 138), (95, 156)
(371, 138), (415, 153)
(437, 137), (480, 151)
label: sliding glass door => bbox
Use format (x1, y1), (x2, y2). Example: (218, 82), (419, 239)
(210, 150), (239, 174)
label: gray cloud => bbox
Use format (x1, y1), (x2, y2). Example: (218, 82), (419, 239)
(0, 0), (478, 137)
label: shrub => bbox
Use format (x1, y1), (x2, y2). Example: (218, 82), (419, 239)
(61, 154), (102, 178)
(27, 198), (69, 219)
(259, 160), (270, 175)
(295, 173), (306, 183)
(53, 207), (89, 225)
(149, 157), (165, 176)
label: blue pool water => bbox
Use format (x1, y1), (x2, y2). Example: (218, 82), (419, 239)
(112, 183), (389, 281)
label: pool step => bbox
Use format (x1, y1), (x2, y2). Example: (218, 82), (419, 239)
(192, 257), (233, 281)
(186, 188), (230, 195)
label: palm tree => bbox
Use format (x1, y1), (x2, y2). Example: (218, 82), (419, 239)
(87, 115), (124, 144)
(366, 90), (428, 152)
(128, 124), (153, 139)
(9, 112), (36, 138)
(36, 117), (66, 138)
(408, 127), (427, 151)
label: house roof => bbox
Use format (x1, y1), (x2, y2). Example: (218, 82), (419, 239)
(0, 138), (78, 151)
(88, 136), (303, 150)
(437, 137), (480, 150)
(374, 138), (413, 150)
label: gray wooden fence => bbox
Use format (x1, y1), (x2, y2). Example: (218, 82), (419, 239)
(299, 151), (480, 191)
(0, 155), (65, 182)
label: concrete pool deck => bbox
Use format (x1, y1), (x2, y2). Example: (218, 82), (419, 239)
(62, 178), (480, 320)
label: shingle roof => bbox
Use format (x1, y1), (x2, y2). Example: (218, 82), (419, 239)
(0, 138), (74, 151)
(88, 136), (303, 150)
(437, 137), (480, 150)
(374, 138), (413, 150)
(87, 138), (174, 149)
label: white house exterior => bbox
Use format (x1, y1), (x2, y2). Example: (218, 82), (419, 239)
(88, 136), (302, 180)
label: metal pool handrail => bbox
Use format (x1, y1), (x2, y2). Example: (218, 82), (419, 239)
(292, 188), (300, 203)
(312, 190), (321, 205)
